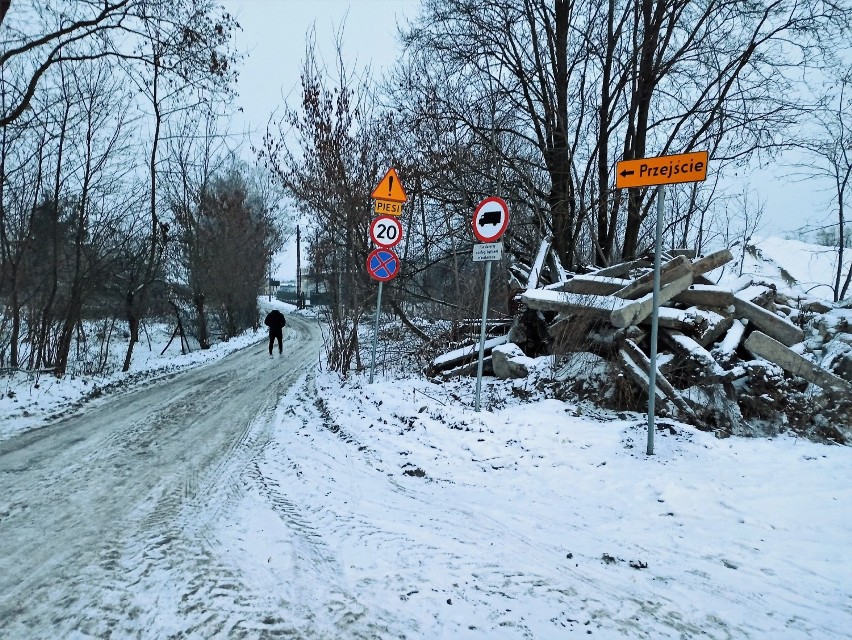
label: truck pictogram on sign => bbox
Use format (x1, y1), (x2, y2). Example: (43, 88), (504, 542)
(472, 196), (510, 243)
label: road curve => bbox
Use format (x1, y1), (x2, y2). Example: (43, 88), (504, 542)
(0, 313), (323, 638)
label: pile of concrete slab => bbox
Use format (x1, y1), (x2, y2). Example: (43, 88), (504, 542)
(429, 236), (852, 442)
(514, 240), (852, 441)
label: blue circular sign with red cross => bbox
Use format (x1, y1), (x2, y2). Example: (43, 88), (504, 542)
(366, 248), (400, 282)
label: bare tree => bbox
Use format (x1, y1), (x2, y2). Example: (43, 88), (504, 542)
(0, 0), (239, 375)
(258, 30), (388, 374)
(398, 0), (850, 270)
(162, 110), (230, 349)
(795, 74), (852, 301)
(115, 1), (238, 371)
(198, 165), (281, 338)
(0, 0), (239, 127)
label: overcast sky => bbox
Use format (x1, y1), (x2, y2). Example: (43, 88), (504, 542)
(221, 0), (418, 140)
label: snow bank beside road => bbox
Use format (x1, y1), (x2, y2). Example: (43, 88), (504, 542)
(222, 370), (852, 638)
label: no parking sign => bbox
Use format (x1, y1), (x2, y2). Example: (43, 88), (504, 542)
(366, 248), (400, 282)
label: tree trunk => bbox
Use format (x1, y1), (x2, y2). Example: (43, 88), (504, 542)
(0, 1), (10, 29)
(122, 292), (140, 373)
(194, 292), (210, 349)
(124, 50), (163, 372)
(548, 0), (576, 267)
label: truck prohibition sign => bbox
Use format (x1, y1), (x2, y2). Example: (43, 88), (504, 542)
(472, 196), (510, 243)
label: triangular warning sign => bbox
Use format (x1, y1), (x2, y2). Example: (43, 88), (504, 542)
(371, 167), (407, 203)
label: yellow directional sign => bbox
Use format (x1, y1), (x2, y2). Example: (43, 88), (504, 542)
(371, 167), (407, 203)
(616, 151), (708, 189)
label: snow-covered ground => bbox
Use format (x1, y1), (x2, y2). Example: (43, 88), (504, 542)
(238, 368), (850, 638)
(725, 235), (852, 300)
(1, 243), (851, 638)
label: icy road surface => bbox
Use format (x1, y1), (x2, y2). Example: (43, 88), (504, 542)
(0, 315), (323, 638)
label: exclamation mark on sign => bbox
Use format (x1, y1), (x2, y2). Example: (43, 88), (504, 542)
(388, 176), (394, 197)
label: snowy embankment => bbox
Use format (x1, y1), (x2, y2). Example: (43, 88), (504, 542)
(217, 368), (851, 638)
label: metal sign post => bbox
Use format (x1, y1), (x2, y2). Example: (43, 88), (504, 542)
(365, 248), (400, 384)
(367, 167), (406, 384)
(615, 150), (709, 455)
(369, 281), (384, 384)
(474, 259), (492, 412)
(646, 184), (665, 455)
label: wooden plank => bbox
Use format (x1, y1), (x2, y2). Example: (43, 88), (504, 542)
(560, 274), (628, 295)
(736, 285), (774, 307)
(744, 331), (852, 398)
(668, 248), (697, 259)
(549, 249), (570, 284)
(610, 273), (694, 328)
(595, 259), (651, 278)
(440, 356), (493, 378)
(647, 306), (705, 330)
(620, 339), (697, 420)
(733, 295), (804, 346)
(644, 307), (732, 346)
(662, 330), (726, 378)
(429, 335), (508, 374)
(729, 275), (754, 292)
(689, 249), (733, 277)
(692, 310), (734, 348)
(527, 236), (552, 289)
(618, 348), (667, 403)
(714, 319), (747, 363)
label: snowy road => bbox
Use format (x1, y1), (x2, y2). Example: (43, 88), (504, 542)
(0, 314), (323, 638)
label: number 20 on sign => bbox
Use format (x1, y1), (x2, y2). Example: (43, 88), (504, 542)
(369, 216), (403, 249)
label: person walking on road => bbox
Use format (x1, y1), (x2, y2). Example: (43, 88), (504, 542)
(264, 309), (287, 356)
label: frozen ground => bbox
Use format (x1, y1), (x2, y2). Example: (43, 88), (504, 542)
(0, 283), (850, 638)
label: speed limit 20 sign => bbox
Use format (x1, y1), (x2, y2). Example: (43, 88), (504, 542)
(369, 215), (403, 249)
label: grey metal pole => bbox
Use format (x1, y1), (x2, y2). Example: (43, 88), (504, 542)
(647, 184), (665, 455)
(369, 281), (384, 384)
(474, 259), (493, 412)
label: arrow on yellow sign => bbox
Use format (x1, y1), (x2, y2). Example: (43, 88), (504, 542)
(616, 151), (708, 189)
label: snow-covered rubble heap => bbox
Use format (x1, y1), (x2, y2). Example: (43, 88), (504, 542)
(431, 237), (852, 444)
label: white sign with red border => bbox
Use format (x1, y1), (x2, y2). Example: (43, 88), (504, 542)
(472, 196), (510, 243)
(370, 215), (403, 249)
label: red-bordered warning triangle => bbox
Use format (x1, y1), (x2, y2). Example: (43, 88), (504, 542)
(371, 167), (407, 203)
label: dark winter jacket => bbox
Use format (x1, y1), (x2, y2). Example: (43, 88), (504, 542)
(264, 310), (287, 333)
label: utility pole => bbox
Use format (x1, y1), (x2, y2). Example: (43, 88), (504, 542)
(296, 225), (302, 308)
